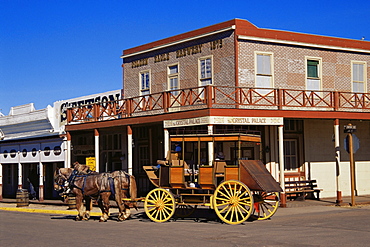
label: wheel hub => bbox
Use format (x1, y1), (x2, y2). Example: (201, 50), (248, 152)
(230, 196), (239, 206)
(155, 200), (164, 210)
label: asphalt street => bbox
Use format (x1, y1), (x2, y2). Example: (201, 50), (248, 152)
(1, 202), (370, 247)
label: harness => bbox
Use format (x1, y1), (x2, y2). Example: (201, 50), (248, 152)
(114, 171), (131, 197)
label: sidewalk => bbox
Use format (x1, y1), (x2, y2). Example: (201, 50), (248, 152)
(0, 198), (124, 216)
(1, 195), (369, 216)
(284, 194), (370, 208)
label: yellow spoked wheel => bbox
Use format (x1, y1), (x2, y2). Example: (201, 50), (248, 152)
(213, 180), (253, 225)
(175, 204), (197, 218)
(252, 191), (280, 220)
(144, 188), (175, 222)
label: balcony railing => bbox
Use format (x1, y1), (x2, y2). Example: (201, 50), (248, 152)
(67, 85), (370, 124)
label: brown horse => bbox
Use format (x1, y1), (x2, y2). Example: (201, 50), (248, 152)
(54, 167), (137, 222)
(73, 162), (95, 175)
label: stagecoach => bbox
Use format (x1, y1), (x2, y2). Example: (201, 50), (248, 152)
(141, 133), (283, 225)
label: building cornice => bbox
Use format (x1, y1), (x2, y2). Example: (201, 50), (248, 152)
(121, 19), (370, 59)
(121, 26), (236, 59)
(238, 35), (370, 54)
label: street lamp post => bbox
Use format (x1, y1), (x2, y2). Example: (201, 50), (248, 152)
(344, 123), (356, 206)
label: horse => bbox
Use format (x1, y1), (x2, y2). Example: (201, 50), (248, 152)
(73, 162), (95, 175)
(54, 167), (137, 222)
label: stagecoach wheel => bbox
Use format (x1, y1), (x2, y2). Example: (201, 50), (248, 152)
(213, 180), (253, 225)
(252, 191), (279, 220)
(175, 204), (197, 218)
(144, 188), (175, 223)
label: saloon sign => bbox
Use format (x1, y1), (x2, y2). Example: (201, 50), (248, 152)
(164, 116), (284, 128)
(56, 90), (121, 125)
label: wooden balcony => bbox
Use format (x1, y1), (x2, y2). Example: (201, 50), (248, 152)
(67, 85), (370, 124)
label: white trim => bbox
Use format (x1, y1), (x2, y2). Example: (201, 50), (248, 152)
(238, 35), (370, 54)
(139, 70), (151, 95)
(167, 63), (180, 92)
(198, 55), (214, 86)
(122, 26), (236, 58)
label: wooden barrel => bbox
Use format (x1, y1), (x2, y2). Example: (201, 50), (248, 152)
(67, 196), (76, 209)
(16, 189), (29, 207)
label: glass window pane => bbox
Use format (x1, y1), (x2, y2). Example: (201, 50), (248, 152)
(307, 78), (320, 91)
(256, 75), (272, 88)
(257, 54), (271, 75)
(141, 72), (149, 91)
(353, 82), (364, 93)
(169, 65), (178, 74)
(200, 58), (212, 79)
(200, 78), (212, 86)
(200, 60), (205, 78)
(205, 59), (212, 78)
(353, 63), (364, 82)
(170, 78), (178, 90)
(307, 60), (319, 78)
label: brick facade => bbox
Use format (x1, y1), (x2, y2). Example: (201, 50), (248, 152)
(238, 41), (369, 91)
(123, 32), (236, 98)
(123, 19), (369, 95)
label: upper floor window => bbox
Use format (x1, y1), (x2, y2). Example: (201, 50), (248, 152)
(168, 64), (179, 96)
(306, 57), (322, 91)
(199, 57), (212, 86)
(140, 71), (150, 95)
(255, 52), (273, 94)
(352, 61), (367, 93)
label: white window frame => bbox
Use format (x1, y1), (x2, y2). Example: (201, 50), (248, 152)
(254, 51), (274, 94)
(168, 63), (180, 96)
(198, 56), (213, 87)
(139, 70), (150, 96)
(305, 56), (322, 92)
(198, 56), (213, 99)
(351, 61), (367, 93)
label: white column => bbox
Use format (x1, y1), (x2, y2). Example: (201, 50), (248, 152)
(207, 125), (213, 135)
(164, 128), (169, 159)
(18, 151), (22, 189)
(127, 126), (133, 175)
(334, 119), (342, 204)
(208, 142), (214, 166)
(94, 129), (100, 173)
(208, 125), (214, 166)
(334, 120), (340, 190)
(65, 132), (71, 168)
(39, 160), (44, 201)
(278, 124), (287, 206)
(278, 125), (285, 189)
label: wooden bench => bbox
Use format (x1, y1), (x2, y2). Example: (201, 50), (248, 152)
(285, 180), (322, 201)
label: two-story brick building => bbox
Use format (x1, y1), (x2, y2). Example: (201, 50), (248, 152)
(65, 19), (370, 199)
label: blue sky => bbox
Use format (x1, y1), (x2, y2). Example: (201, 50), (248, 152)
(1, 0), (369, 115)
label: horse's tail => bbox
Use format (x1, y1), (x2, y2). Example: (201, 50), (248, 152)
(129, 175), (138, 210)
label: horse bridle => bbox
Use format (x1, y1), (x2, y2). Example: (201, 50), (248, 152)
(54, 169), (75, 194)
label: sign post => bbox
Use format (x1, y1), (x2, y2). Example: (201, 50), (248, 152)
(344, 123), (357, 206)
